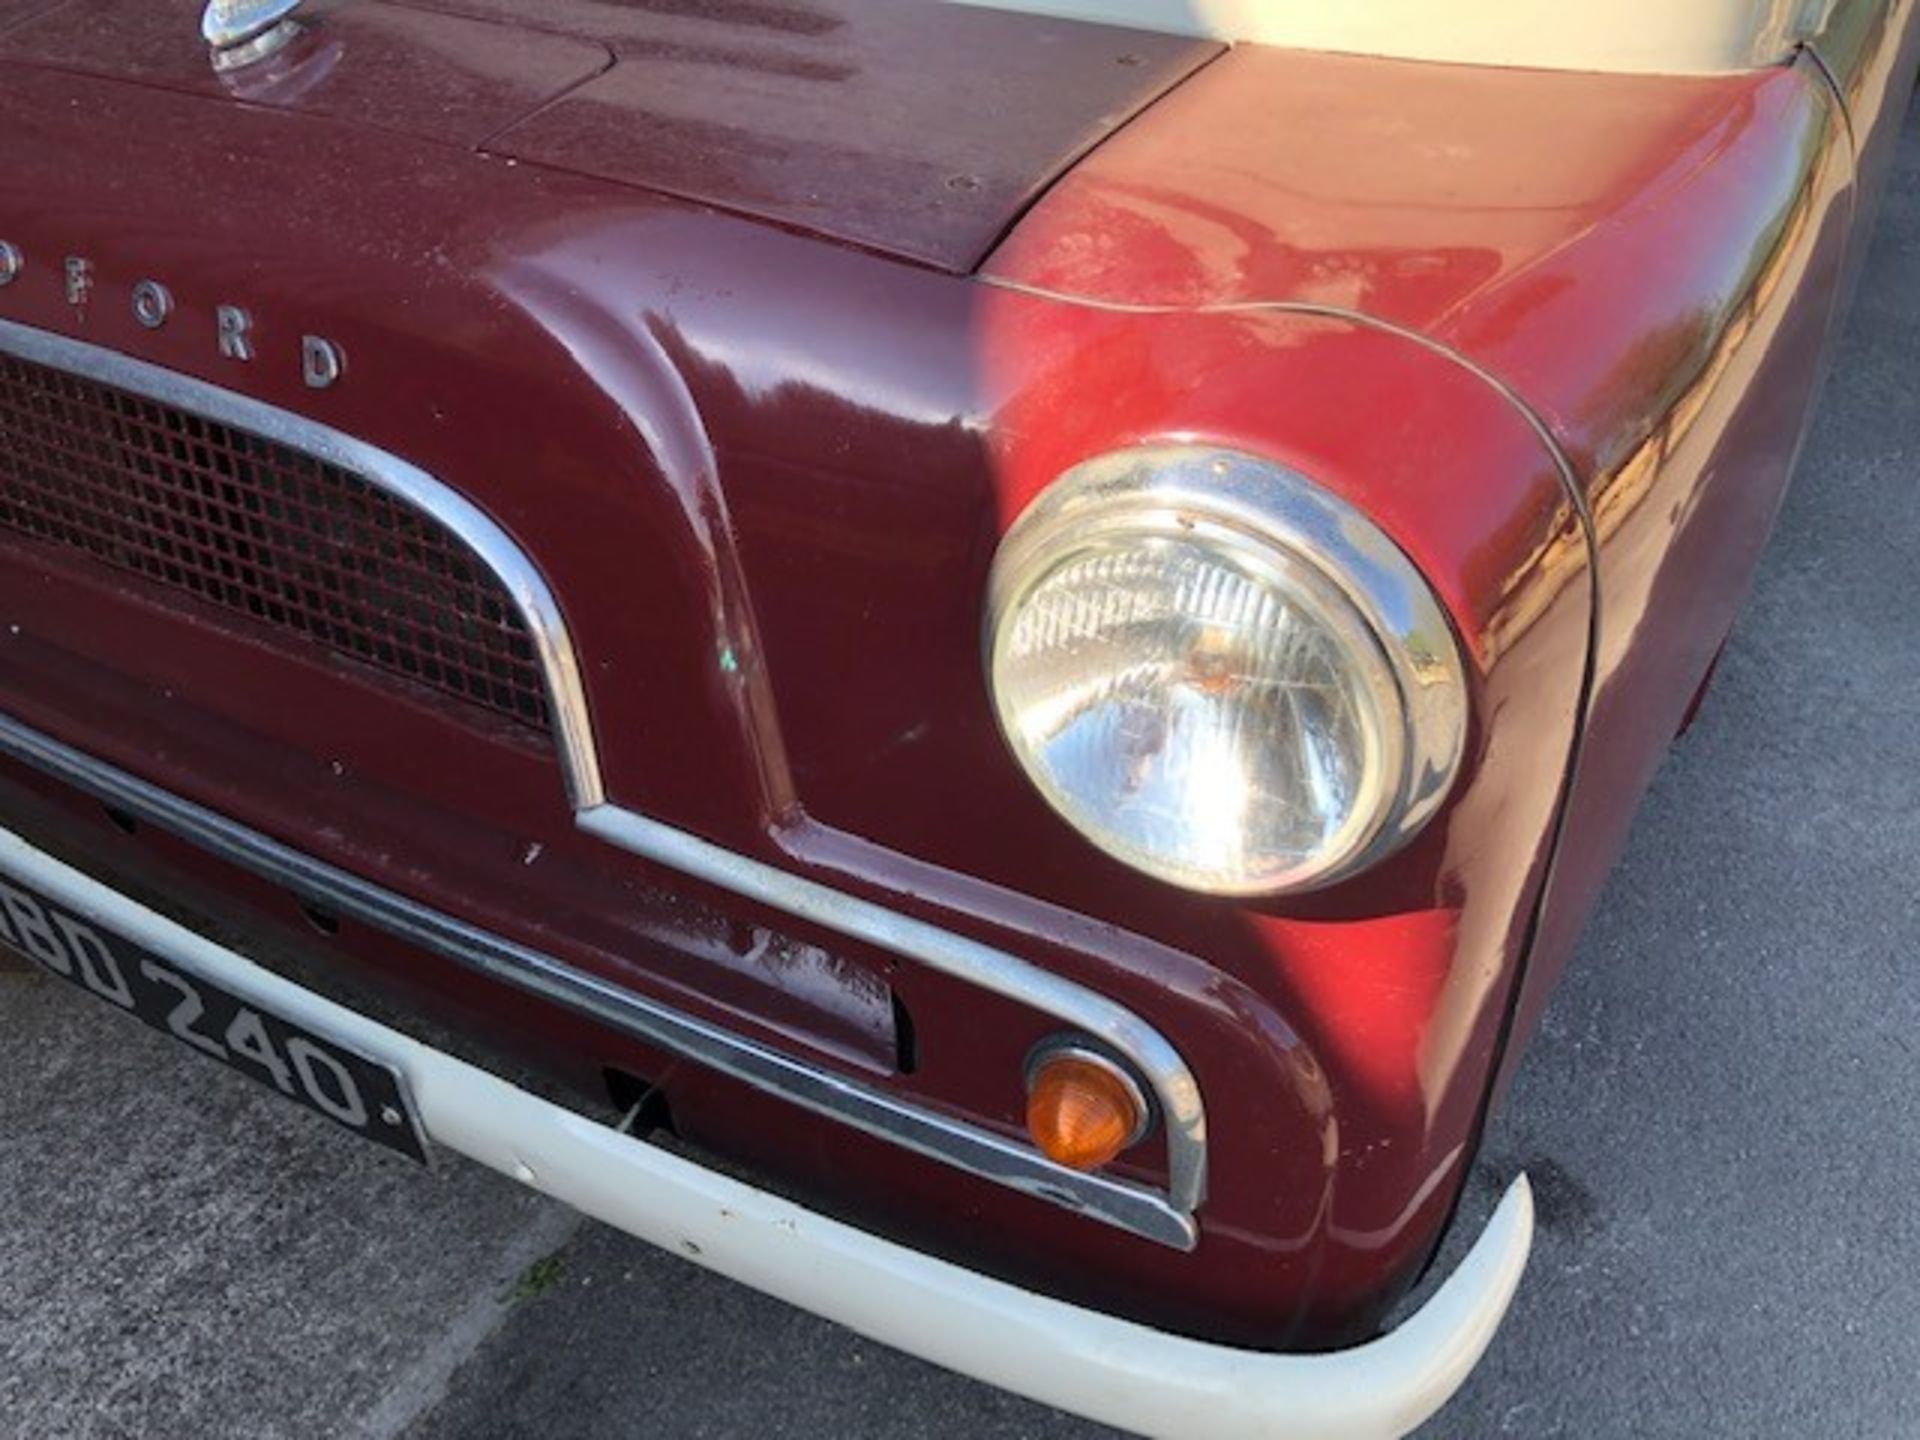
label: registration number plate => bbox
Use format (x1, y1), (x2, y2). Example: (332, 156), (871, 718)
(0, 871), (428, 1163)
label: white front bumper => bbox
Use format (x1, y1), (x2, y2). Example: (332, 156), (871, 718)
(2, 826), (1532, 1440)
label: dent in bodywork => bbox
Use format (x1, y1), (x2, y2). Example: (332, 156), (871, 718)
(490, 250), (801, 826)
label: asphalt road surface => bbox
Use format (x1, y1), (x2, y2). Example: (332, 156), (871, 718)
(5, 99), (1920, 1440)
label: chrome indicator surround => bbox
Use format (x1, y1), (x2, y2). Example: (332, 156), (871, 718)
(0, 318), (606, 811)
(987, 445), (1469, 896)
(1025, 1037), (1156, 1151)
(0, 318), (1211, 1243)
(0, 712), (1200, 1249)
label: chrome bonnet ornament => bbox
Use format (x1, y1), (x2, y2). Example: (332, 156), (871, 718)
(202, 0), (304, 69)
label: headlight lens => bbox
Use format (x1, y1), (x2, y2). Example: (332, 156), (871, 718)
(987, 448), (1466, 896)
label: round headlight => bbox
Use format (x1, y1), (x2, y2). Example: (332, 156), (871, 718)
(987, 448), (1466, 896)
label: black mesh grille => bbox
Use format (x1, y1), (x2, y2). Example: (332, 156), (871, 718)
(0, 352), (551, 734)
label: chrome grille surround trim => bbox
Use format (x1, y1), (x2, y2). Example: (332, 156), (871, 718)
(0, 318), (1209, 1239)
(0, 318), (607, 808)
(0, 713), (1200, 1249)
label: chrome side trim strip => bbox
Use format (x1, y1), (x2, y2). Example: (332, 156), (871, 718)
(578, 804), (1208, 1215)
(0, 711), (1199, 1249)
(0, 318), (607, 810)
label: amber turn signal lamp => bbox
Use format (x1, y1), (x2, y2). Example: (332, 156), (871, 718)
(1025, 1045), (1150, 1172)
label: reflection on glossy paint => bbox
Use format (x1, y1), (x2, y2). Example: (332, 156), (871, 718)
(212, 27), (342, 101)
(985, 48), (1806, 342)
(975, 37), (1875, 1296)
(1, 0), (1903, 1347)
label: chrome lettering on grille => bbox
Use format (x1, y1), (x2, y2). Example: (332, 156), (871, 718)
(216, 305), (256, 361)
(132, 280), (174, 331)
(63, 257), (93, 310)
(301, 334), (344, 390)
(0, 248), (345, 386)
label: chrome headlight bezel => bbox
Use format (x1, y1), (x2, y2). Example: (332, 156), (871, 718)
(985, 447), (1469, 897)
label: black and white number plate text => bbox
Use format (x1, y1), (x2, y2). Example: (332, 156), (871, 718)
(0, 870), (428, 1163)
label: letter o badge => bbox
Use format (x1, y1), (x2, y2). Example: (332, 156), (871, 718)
(132, 280), (173, 330)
